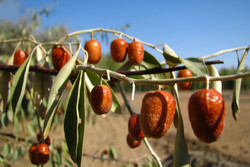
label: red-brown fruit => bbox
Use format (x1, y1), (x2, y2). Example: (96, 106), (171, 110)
(35, 143), (50, 165)
(110, 38), (127, 62)
(126, 134), (141, 149)
(52, 46), (70, 71)
(102, 148), (109, 154)
(177, 69), (193, 90)
(57, 108), (62, 115)
(37, 132), (51, 146)
(14, 49), (29, 66)
(90, 85), (113, 115)
(29, 143), (39, 165)
(140, 90), (176, 138)
(127, 42), (144, 65)
(188, 88), (226, 143)
(84, 39), (102, 64)
(128, 114), (145, 141)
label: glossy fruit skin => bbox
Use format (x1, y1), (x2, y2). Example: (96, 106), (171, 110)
(14, 49), (29, 66)
(84, 39), (102, 64)
(127, 42), (144, 65)
(35, 143), (50, 164)
(37, 132), (51, 146)
(29, 143), (39, 165)
(90, 85), (112, 115)
(177, 69), (193, 90)
(126, 134), (141, 148)
(128, 114), (144, 141)
(52, 46), (70, 71)
(188, 88), (226, 143)
(110, 38), (127, 62)
(140, 90), (176, 138)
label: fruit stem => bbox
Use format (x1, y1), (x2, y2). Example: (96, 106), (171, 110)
(117, 81), (135, 116)
(205, 75), (210, 90)
(143, 138), (163, 167)
(26, 88), (45, 143)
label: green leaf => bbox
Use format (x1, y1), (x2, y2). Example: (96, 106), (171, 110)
(183, 58), (208, 76)
(232, 48), (249, 121)
(1, 112), (9, 128)
(109, 146), (118, 159)
(85, 71), (122, 114)
(7, 52), (33, 116)
(64, 71), (85, 167)
(76, 72), (85, 167)
(207, 65), (222, 93)
(0, 72), (11, 110)
(2, 144), (10, 157)
(33, 60), (53, 108)
(130, 51), (167, 79)
(117, 51), (167, 79)
(12, 149), (19, 162)
(163, 44), (183, 67)
(43, 44), (81, 139)
(173, 114), (190, 167)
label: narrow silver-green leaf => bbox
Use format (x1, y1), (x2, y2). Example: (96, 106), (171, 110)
(171, 75), (190, 167)
(85, 71), (122, 114)
(64, 72), (81, 162)
(44, 43), (81, 138)
(163, 44), (183, 67)
(109, 146), (118, 159)
(207, 65), (222, 93)
(8, 52), (33, 115)
(183, 58), (208, 76)
(232, 48), (249, 121)
(0, 72), (10, 110)
(64, 71), (85, 167)
(76, 71), (85, 167)
(173, 113), (190, 167)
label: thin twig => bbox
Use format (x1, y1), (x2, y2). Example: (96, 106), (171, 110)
(116, 82), (135, 115)
(77, 65), (250, 86)
(0, 64), (58, 75)
(201, 46), (250, 60)
(118, 60), (223, 76)
(82, 153), (133, 165)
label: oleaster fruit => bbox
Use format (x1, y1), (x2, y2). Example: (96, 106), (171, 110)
(126, 134), (141, 149)
(110, 38), (127, 62)
(84, 39), (102, 64)
(188, 88), (226, 143)
(14, 49), (29, 66)
(140, 90), (176, 138)
(90, 85), (113, 115)
(34, 143), (50, 164)
(52, 46), (70, 71)
(127, 41), (144, 65)
(177, 69), (193, 90)
(37, 132), (51, 146)
(29, 143), (39, 165)
(128, 114), (145, 141)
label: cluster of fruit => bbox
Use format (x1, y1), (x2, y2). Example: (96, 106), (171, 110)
(29, 133), (51, 165)
(85, 38), (144, 65)
(87, 69), (225, 149)
(14, 38), (144, 71)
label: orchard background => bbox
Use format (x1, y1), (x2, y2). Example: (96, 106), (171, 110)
(0, 1), (250, 167)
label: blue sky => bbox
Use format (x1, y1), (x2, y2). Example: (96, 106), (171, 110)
(0, 0), (249, 68)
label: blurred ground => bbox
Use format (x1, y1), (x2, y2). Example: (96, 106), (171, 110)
(1, 90), (250, 167)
